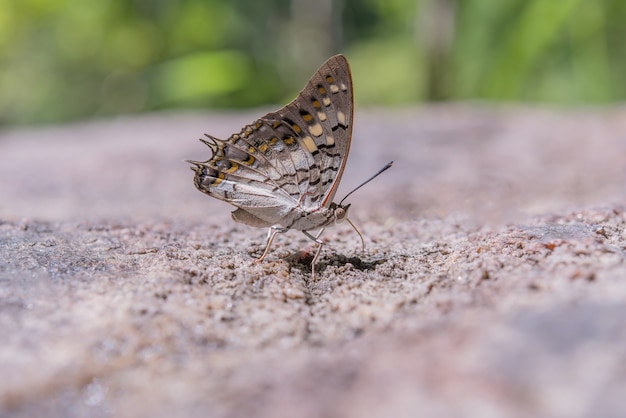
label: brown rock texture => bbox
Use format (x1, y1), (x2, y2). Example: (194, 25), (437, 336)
(1, 106), (626, 417)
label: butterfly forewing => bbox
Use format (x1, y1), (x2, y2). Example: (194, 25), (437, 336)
(263, 55), (353, 208)
(190, 54), (353, 230)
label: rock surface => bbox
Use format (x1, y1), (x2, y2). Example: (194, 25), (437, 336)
(1, 106), (626, 417)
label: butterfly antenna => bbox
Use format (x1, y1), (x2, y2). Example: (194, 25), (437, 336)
(339, 161), (393, 206)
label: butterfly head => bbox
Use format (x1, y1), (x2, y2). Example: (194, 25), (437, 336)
(329, 202), (363, 252)
(333, 203), (351, 224)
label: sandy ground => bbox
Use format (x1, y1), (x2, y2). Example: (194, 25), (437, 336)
(1, 105), (626, 417)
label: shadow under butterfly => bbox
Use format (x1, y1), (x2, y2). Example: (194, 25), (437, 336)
(188, 54), (392, 278)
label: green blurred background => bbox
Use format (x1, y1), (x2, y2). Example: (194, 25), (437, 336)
(1, 0), (623, 126)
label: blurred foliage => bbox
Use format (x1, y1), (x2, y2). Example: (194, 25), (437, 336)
(0, 0), (624, 126)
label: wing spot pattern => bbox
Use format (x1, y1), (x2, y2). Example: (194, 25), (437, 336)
(258, 143), (270, 154)
(302, 136), (318, 153)
(309, 123), (323, 137)
(337, 111), (346, 126)
(211, 172), (225, 186)
(300, 111), (314, 122)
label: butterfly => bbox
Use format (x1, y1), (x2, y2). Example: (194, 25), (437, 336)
(188, 54), (392, 277)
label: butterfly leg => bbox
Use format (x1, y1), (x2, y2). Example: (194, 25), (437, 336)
(302, 228), (326, 279)
(257, 226), (287, 262)
(302, 228), (326, 245)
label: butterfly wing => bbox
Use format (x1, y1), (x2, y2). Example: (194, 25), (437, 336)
(262, 54), (354, 209)
(189, 54), (353, 228)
